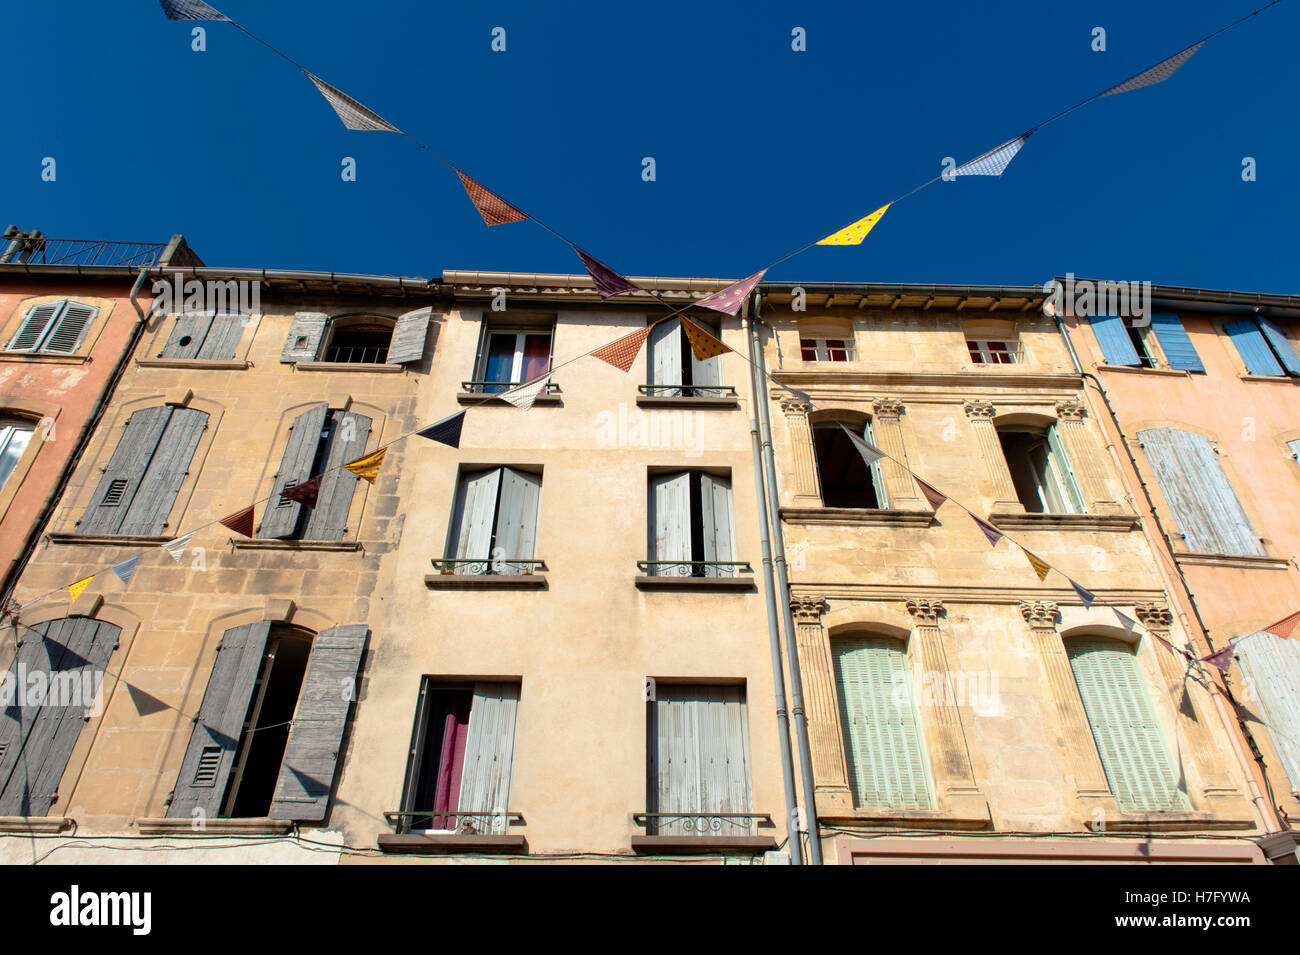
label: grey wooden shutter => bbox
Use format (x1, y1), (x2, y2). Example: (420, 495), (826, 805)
(457, 683), (520, 833)
(387, 306), (432, 365)
(160, 312), (215, 359)
(119, 406), (207, 535)
(689, 316), (723, 395)
(1089, 314), (1141, 366)
(7, 302), (61, 352)
(1235, 633), (1300, 795)
(698, 472), (735, 577)
(1258, 318), (1300, 375)
(42, 302), (97, 353)
(0, 618), (120, 816)
(492, 468), (541, 574)
(1137, 428), (1263, 556)
(1149, 313), (1204, 372)
(280, 312), (328, 363)
(197, 314), (245, 360)
(648, 471), (691, 575)
(268, 624), (369, 822)
(302, 410), (371, 541)
(648, 320), (682, 393)
(448, 468), (502, 563)
(168, 622), (272, 819)
(259, 404), (328, 539)
(79, 406), (173, 535)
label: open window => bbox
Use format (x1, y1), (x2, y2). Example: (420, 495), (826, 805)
(1224, 316), (1300, 377)
(812, 419), (885, 509)
(646, 316), (727, 396)
(0, 416), (36, 491)
(442, 466), (543, 575)
(1088, 314), (1156, 368)
(997, 423), (1084, 514)
(471, 321), (553, 394)
(647, 469), (736, 577)
(259, 404), (372, 541)
(321, 316), (394, 364)
(280, 308), (432, 366)
(6, 299), (98, 355)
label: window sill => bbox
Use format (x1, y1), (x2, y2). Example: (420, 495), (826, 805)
(630, 835), (777, 855)
(456, 392), (562, 406)
(1095, 363), (1191, 378)
(135, 818), (294, 836)
(425, 573), (548, 589)
(987, 511), (1141, 532)
(232, 539), (363, 552)
(635, 575), (756, 592)
(1239, 374), (1298, 383)
(47, 533), (172, 546)
(1101, 811), (1255, 832)
(635, 395), (740, 410)
(377, 833), (528, 854)
(136, 358), (250, 370)
(780, 507), (934, 527)
(0, 816), (74, 834)
(1174, 552), (1289, 570)
(0, 351), (88, 364)
(293, 361), (404, 373)
(818, 806), (993, 830)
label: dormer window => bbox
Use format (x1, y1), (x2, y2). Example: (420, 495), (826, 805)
(963, 318), (1021, 365)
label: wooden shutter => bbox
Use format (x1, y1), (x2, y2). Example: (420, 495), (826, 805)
(1089, 314), (1140, 366)
(119, 406), (207, 535)
(197, 314), (245, 360)
(1224, 318), (1283, 375)
(648, 471), (691, 575)
(1149, 313), (1204, 372)
(648, 319), (682, 393)
(1138, 428), (1263, 556)
(168, 622), (272, 819)
(1047, 424), (1086, 513)
(1258, 318), (1300, 375)
(833, 637), (932, 810)
(7, 302), (61, 352)
(1235, 632), (1300, 796)
(42, 302), (97, 354)
(492, 467), (541, 574)
(448, 468), (502, 563)
(79, 406), (173, 535)
(1067, 639), (1188, 811)
(302, 411), (371, 541)
(387, 306), (432, 365)
(259, 404), (328, 539)
(698, 472), (735, 577)
(862, 419), (888, 508)
(160, 312), (214, 359)
(280, 312), (328, 363)
(1288, 438), (1300, 463)
(689, 316), (723, 394)
(268, 624), (369, 822)
(457, 683), (520, 833)
(0, 618), (119, 816)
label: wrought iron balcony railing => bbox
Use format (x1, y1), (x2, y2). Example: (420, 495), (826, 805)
(0, 234), (168, 269)
(384, 810), (525, 834)
(638, 384), (737, 398)
(431, 557), (546, 576)
(638, 560), (752, 578)
(634, 812), (772, 835)
(461, 380), (562, 396)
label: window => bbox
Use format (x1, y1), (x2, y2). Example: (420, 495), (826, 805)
(7, 299), (98, 354)
(646, 684), (753, 835)
(1066, 637), (1188, 812)
(997, 424), (1084, 514)
(812, 420), (885, 509)
(647, 470), (736, 577)
(1137, 428), (1263, 556)
(1235, 632), (1300, 796)
(279, 308), (432, 366)
(800, 337), (855, 362)
(321, 317), (393, 364)
(159, 312), (244, 361)
(1126, 325), (1156, 368)
(1224, 317), (1300, 376)
(169, 623), (368, 822)
(78, 405), (209, 536)
(474, 324), (552, 393)
(0, 617), (120, 815)
(0, 417), (35, 490)
(259, 405), (372, 541)
(398, 681), (520, 834)
(444, 467), (542, 574)
(648, 316), (726, 396)
(833, 635), (932, 810)
(966, 339), (1020, 364)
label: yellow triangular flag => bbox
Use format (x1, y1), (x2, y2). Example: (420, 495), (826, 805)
(1023, 549), (1051, 582)
(68, 575), (95, 603)
(343, 447), (387, 484)
(817, 203), (891, 246)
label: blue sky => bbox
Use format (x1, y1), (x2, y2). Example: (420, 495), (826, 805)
(2, 1), (1294, 292)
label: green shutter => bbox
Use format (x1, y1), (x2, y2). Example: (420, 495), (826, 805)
(1047, 424), (1086, 513)
(1067, 639), (1188, 811)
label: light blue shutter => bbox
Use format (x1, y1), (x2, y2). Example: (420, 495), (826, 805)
(698, 472), (735, 577)
(863, 419), (887, 508)
(833, 637), (931, 810)
(1149, 313), (1204, 372)
(1235, 632), (1300, 795)
(648, 471), (691, 575)
(448, 468), (502, 564)
(1258, 318), (1300, 375)
(689, 316), (723, 395)
(7, 303), (61, 352)
(649, 684), (752, 835)
(458, 683), (520, 833)
(492, 467), (541, 574)
(648, 320), (682, 394)
(1224, 319), (1283, 376)
(1047, 423), (1086, 513)
(1089, 314), (1141, 366)
(42, 302), (97, 353)
(1288, 438), (1300, 463)
(1137, 428), (1263, 556)
(1067, 639), (1188, 811)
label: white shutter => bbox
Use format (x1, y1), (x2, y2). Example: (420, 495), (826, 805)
(648, 471), (691, 575)
(492, 467), (541, 574)
(458, 683), (520, 833)
(387, 307), (433, 365)
(648, 320), (682, 394)
(698, 472), (735, 577)
(689, 316), (723, 395)
(649, 685), (752, 835)
(448, 468), (502, 566)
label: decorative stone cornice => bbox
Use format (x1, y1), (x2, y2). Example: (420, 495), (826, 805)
(963, 399), (995, 419)
(872, 397), (906, 418)
(905, 598), (944, 623)
(790, 595), (828, 621)
(1134, 603), (1174, 631)
(780, 396), (811, 415)
(1054, 399), (1087, 420)
(1019, 600), (1060, 627)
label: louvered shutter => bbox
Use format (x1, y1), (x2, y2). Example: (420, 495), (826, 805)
(698, 472), (735, 577)
(268, 624), (369, 822)
(1067, 639), (1188, 811)
(42, 302), (97, 354)
(168, 622), (272, 819)
(689, 316), (723, 395)
(448, 468), (502, 563)
(301, 410), (371, 541)
(1288, 438), (1300, 463)
(862, 419), (888, 508)
(1235, 632), (1300, 796)
(457, 683), (520, 834)
(1149, 313), (1204, 372)
(833, 637), (932, 810)
(119, 406), (207, 535)
(492, 468), (541, 574)
(648, 319), (682, 394)
(387, 306), (432, 365)
(648, 471), (691, 575)
(1089, 314), (1141, 366)
(7, 303), (62, 352)
(79, 406), (173, 535)
(1138, 428), (1263, 556)
(0, 618), (120, 815)
(1047, 424), (1086, 513)
(1258, 318), (1300, 375)
(280, 312), (328, 363)
(1224, 318), (1283, 375)
(197, 314), (245, 360)
(160, 312), (215, 359)
(259, 404), (328, 539)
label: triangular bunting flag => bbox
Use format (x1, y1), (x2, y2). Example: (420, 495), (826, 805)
(110, 555), (141, 586)
(304, 72), (400, 132)
(157, 0), (229, 20)
(1263, 610), (1300, 639)
(1099, 42), (1205, 98)
(1023, 549), (1051, 582)
(455, 169), (528, 226)
(1113, 608), (1138, 634)
(1153, 632), (1193, 662)
(500, 376), (551, 410)
(953, 131), (1034, 176)
(766, 374), (814, 407)
(162, 532), (194, 563)
(281, 478), (320, 509)
(592, 326), (652, 373)
(817, 204), (891, 246)
(914, 478), (947, 511)
(1070, 579), (1096, 609)
(1203, 645), (1235, 672)
(574, 248), (640, 298)
(416, 412), (466, 448)
(219, 505), (255, 538)
(972, 515), (1004, 548)
(68, 576), (94, 604)
(343, 448), (387, 484)
(126, 683), (171, 717)
(681, 316), (730, 361)
(838, 422), (885, 467)
(695, 270), (767, 315)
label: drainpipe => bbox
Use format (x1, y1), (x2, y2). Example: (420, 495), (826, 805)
(741, 305), (804, 865)
(1048, 302), (1284, 835)
(749, 289), (824, 864)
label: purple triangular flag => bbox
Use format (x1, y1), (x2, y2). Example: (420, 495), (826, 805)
(972, 515), (1003, 548)
(696, 270), (766, 315)
(574, 247), (639, 298)
(1203, 645), (1235, 672)
(915, 478), (947, 511)
(110, 555), (141, 586)
(1070, 579), (1096, 609)
(416, 411), (465, 448)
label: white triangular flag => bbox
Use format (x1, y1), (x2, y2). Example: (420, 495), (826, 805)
(161, 533), (194, 562)
(500, 376), (551, 409)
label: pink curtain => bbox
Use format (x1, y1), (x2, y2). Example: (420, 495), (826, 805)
(520, 334), (551, 381)
(431, 694), (471, 829)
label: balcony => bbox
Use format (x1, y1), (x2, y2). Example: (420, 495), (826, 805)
(425, 557), (548, 589)
(457, 380), (563, 405)
(632, 812), (776, 854)
(636, 560), (755, 591)
(636, 384), (739, 409)
(379, 810), (527, 854)
(0, 231), (168, 269)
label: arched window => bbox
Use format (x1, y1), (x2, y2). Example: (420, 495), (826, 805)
(996, 421), (1083, 514)
(812, 418), (885, 508)
(0, 415), (36, 491)
(321, 316), (395, 364)
(833, 634), (931, 810)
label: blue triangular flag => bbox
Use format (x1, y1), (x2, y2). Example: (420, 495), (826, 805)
(111, 555), (141, 586)
(1070, 579), (1096, 609)
(953, 130), (1034, 177)
(416, 411), (465, 448)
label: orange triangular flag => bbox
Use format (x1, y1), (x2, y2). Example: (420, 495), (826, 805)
(68, 576), (94, 603)
(455, 169), (528, 226)
(592, 327), (652, 373)
(219, 505), (255, 538)
(1263, 610), (1300, 639)
(1023, 549), (1051, 582)
(680, 317), (729, 362)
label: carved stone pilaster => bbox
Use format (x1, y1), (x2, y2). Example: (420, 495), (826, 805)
(962, 400), (995, 419)
(1134, 603), (1175, 631)
(1019, 600), (1060, 628)
(790, 595), (828, 621)
(963, 399), (1022, 512)
(870, 399), (921, 508)
(871, 398), (905, 419)
(779, 395), (811, 416)
(790, 595), (852, 812)
(780, 397), (822, 505)
(1054, 399), (1087, 421)
(905, 597), (944, 623)
(1052, 398), (1119, 513)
